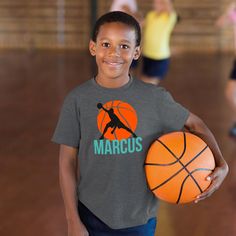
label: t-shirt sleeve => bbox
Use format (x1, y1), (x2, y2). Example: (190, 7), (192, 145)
(52, 93), (80, 148)
(156, 88), (189, 133)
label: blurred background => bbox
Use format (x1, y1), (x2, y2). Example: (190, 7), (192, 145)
(0, 0), (235, 236)
(0, 0), (234, 51)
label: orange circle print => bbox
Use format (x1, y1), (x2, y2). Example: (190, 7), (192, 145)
(97, 100), (138, 140)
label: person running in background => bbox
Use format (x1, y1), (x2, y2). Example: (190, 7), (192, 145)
(141, 0), (177, 85)
(216, 1), (236, 137)
(110, 0), (141, 21)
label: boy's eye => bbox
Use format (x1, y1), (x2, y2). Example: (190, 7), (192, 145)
(120, 44), (129, 49)
(101, 42), (110, 48)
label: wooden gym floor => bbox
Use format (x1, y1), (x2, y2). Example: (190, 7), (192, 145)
(0, 50), (235, 236)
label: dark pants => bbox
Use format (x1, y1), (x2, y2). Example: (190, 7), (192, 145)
(142, 56), (170, 78)
(230, 59), (236, 80)
(78, 201), (157, 236)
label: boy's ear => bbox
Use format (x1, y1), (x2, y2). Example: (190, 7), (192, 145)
(89, 40), (96, 56)
(133, 46), (141, 60)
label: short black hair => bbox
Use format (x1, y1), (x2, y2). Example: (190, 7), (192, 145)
(92, 11), (141, 46)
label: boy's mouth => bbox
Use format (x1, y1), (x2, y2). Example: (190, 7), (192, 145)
(103, 60), (124, 66)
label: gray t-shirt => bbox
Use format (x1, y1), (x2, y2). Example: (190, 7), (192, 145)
(52, 77), (189, 229)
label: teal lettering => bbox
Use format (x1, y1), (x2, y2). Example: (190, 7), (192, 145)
(94, 140), (104, 155)
(94, 137), (143, 155)
(120, 139), (128, 154)
(135, 137), (143, 152)
(127, 138), (135, 153)
(105, 140), (112, 154)
(112, 140), (120, 154)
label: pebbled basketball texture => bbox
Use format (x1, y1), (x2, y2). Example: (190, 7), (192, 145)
(145, 131), (215, 204)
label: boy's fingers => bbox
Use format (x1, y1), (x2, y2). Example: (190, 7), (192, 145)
(206, 166), (227, 183)
(195, 189), (213, 203)
(207, 167), (221, 180)
(195, 165), (228, 203)
(195, 177), (221, 203)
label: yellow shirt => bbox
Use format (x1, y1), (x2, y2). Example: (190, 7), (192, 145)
(142, 11), (177, 60)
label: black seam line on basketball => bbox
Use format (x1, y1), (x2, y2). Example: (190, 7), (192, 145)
(176, 168), (213, 204)
(150, 145), (208, 191)
(150, 145), (209, 191)
(149, 132), (206, 191)
(144, 162), (174, 166)
(117, 102), (132, 129)
(147, 132), (187, 166)
(145, 132), (188, 167)
(112, 105), (134, 112)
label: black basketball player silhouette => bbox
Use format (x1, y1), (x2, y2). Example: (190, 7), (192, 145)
(97, 103), (137, 140)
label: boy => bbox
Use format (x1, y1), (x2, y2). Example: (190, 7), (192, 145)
(52, 11), (228, 236)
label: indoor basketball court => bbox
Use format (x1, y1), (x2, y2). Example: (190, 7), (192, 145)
(0, 1), (235, 236)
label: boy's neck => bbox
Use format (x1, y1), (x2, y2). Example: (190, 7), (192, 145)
(95, 75), (130, 88)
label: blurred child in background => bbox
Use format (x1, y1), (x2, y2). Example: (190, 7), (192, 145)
(141, 0), (177, 85)
(216, 1), (236, 137)
(110, 0), (142, 22)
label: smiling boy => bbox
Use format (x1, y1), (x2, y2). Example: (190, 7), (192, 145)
(52, 11), (228, 236)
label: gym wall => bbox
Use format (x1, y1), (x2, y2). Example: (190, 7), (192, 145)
(0, 0), (233, 51)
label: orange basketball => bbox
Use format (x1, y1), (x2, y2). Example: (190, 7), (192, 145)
(97, 100), (138, 140)
(145, 131), (215, 204)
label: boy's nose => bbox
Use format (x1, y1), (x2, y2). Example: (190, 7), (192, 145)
(109, 46), (120, 56)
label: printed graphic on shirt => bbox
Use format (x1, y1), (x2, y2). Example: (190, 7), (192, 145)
(94, 100), (143, 155)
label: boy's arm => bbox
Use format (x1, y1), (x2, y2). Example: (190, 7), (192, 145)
(59, 144), (89, 236)
(184, 113), (229, 203)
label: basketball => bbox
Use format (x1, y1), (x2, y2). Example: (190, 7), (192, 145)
(145, 131), (215, 204)
(97, 100), (138, 140)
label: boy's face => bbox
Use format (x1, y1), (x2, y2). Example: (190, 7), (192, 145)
(89, 22), (140, 80)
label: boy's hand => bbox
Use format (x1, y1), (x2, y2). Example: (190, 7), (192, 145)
(194, 163), (229, 203)
(68, 219), (89, 236)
